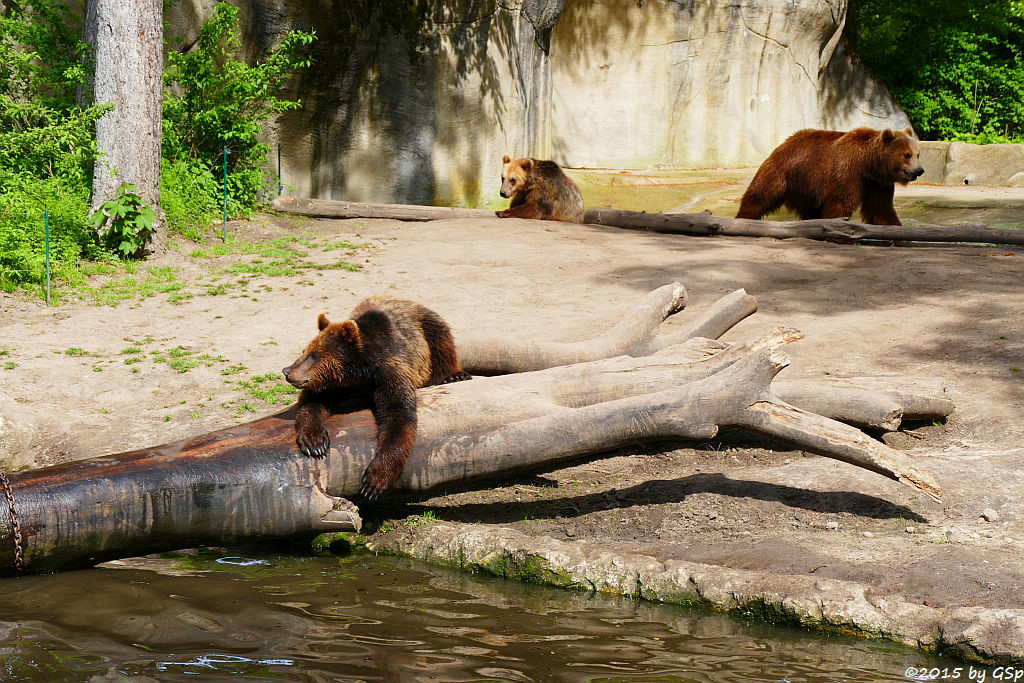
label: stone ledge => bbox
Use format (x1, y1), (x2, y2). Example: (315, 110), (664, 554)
(368, 521), (1024, 664)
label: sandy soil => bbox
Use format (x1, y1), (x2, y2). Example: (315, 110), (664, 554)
(1, 181), (1023, 616)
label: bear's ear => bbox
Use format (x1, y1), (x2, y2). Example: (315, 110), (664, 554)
(520, 158), (533, 172)
(317, 313), (331, 331)
(502, 154), (510, 164)
(338, 319), (361, 345)
(881, 129), (895, 145)
(903, 126), (917, 139)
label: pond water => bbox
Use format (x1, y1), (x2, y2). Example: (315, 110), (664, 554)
(0, 548), (954, 681)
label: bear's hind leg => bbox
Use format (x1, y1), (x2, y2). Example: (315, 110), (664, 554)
(419, 311), (471, 386)
(736, 173), (786, 219)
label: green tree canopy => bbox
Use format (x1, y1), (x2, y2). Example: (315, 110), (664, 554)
(851, 0), (1024, 142)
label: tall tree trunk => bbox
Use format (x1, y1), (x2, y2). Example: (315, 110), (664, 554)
(87, 0), (166, 254)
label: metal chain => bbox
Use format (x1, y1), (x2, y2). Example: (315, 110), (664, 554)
(0, 470), (24, 575)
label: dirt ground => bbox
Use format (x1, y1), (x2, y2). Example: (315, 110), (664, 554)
(2, 177), (1023, 623)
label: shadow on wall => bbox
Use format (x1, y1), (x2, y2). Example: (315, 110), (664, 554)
(818, 36), (911, 131)
(220, 1), (585, 206)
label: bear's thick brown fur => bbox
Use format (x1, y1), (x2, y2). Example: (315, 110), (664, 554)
(735, 127), (924, 226)
(282, 296), (471, 500)
(496, 155), (585, 223)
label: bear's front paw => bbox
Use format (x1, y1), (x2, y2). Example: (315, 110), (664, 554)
(296, 422), (330, 459)
(359, 458), (400, 500)
(495, 209), (508, 218)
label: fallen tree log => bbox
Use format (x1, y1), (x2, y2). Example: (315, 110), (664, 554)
(0, 334), (945, 575)
(272, 196), (495, 221)
(583, 208), (1024, 246)
(270, 196), (1024, 246)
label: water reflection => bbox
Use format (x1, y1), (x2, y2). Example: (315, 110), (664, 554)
(0, 550), (950, 681)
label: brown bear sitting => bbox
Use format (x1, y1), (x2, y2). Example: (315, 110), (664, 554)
(496, 155), (585, 223)
(282, 296), (471, 500)
(735, 127), (924, 226)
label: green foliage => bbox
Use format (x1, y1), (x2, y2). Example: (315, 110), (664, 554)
(0, 176), (92, 293)
(161, 158), (220, 240)
(163, 2), (315, 213)
(851, 0), (1024, 142)
(88, 183), (156, 258)
(0, 1), (106, 293)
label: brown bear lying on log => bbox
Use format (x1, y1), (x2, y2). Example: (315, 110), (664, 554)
(736, 127), (924, 226)
(283, 297), (471, 499)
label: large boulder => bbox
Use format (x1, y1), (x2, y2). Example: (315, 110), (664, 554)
(168, 0), (909, 205)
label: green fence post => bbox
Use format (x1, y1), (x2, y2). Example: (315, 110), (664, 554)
(222, 145), (228, 241)
(44, 208), (51, 307)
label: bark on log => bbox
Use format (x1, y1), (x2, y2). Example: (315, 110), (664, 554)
(272, 196), (495, 221)
(270, 197), (1024, 246)
(583, 208), (1024, 246)
(0, 339), (944, 575)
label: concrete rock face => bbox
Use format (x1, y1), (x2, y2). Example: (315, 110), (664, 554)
(170, 0), (908, 205)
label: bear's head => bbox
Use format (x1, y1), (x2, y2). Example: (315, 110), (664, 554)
(880, 127), (924, 185)
(282, 313), (366, 391)
(500, 155), (532, 199)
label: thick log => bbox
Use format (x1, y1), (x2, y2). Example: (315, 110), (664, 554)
(269, 196), (1024, 246)
(583, 208), (1024, 246)
(0, 336), (943, 575)
(271, 196), (495, 221)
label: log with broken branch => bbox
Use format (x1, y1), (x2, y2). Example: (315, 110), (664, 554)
(0, 284), (950, 575)
(271, 196), (1024, 246)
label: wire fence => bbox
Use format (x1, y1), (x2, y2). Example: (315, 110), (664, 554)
(1, 145), (286, 306)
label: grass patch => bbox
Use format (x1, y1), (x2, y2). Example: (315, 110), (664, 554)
(234, 371), (299, 404)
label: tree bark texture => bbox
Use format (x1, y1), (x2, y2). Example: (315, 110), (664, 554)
(0, 285), (951, 575)
(87, 0), (166, 252)
(271, 197), (1024, 246)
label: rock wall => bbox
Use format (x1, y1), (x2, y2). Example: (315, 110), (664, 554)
(919, 141), (1024, 187)
(167, 0), (910, 205)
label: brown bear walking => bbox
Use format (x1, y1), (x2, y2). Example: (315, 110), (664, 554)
(496, 155), (585, 223)
(735, 127), (924, 226)
(282, 296), (471, 500)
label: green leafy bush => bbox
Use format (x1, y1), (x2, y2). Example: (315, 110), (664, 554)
(163, 2), (315, 213)
(161, 158), (220, 240)
(88, 183), (156, 258)
(851, 0), (1024, 142)
(0, 175), (92, 293)
(0, 0), (105, 293)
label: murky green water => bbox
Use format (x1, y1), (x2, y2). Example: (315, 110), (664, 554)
(0, 548), (953, 681)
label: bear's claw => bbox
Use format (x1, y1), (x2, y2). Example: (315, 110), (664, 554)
(297, 426), (330, 459)
(359, 461), (398, 500)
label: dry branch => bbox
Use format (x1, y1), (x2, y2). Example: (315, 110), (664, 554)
(457, 283), (689, 374)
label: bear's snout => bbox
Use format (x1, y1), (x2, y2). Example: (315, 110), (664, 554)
(500, 188), (511, 199)
(905, 166), (925, 181)
(282, 366), (291, 380)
